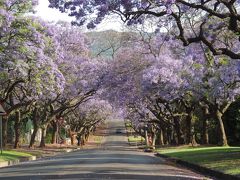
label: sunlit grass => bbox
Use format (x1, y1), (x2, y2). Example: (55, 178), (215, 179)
(93, 136), (103, 144)
(128, 136), (144, 143)
(157, 146), (240, 175)
(0, 151), (32, 162)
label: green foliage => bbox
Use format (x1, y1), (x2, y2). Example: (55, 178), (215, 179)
(219, 58), (229, 66)
(45, 126), (55, 144)
(192, 63), (203, 70)
(8, 0), (36, 15)
(224, 99), (240, 146)
(125, 122), (132, 128)
(45, 132), (52, 144)
(59, 128), (67, 139)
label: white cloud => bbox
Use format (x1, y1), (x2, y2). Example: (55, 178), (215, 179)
(34, 0), (125, 32)
(35, 0), (73, 22)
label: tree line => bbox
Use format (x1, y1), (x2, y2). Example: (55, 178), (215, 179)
(0, 0), (112, 148)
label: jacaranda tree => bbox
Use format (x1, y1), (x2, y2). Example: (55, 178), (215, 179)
(49, 0), (240, 59)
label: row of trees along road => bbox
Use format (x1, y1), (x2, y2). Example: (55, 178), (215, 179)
(102, 31), (240, 147)
(1, 0), (240, 149)
(0, 0), (112, 148)
(50, 0), (240, 147)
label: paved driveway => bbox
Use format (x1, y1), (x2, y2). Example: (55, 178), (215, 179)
(0, 120), (209, 179)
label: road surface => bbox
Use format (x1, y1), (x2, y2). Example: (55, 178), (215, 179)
(0, 120), (210, 180)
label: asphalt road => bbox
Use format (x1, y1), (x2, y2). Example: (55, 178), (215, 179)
(0, 120), (209, 180)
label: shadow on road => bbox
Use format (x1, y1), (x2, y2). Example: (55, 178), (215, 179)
(0, 120), (207, 180)
(0, 173), (201, 180)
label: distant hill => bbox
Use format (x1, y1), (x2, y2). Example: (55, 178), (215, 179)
(85, 30), (138, 59)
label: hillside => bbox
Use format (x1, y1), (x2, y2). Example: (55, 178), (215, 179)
(85, 30), (137, 58)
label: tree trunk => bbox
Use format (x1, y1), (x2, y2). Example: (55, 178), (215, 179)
(51, 121), (58, 144)
(85, 132), (90, 142)
(2, 116), (8, 148)
(173, 117), (184, 145)
(77, 135), (81, 146)
(201, 106), (209, 144)
(14, 110), (21, 149)
(191, 134), (198, 146)
(81, 137), (84, 146)
(39, 126), (47, 148)
(202, 118), (209, 144)
(29, 109), (39, 148)
(145, 128), (149, 147)
(152, 133), (157, 150)
(216, 110), (228, 146)
(185, 111), (193, 144)
(29, 126), (38, 148)
(165, 128), (171, 145)
(69, 130), (75, 145)
(158, 128), (164, 145)
(81, 134), (86, 146)
(191, 126), (198, 146)
(70, 135), (74, 145)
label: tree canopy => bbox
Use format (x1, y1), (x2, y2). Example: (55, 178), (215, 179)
(49, 0), (240, 59)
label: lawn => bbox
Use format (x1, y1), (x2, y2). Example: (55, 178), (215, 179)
(128, 136), (144, 143)
(93, 135), (103, 144)
(157, 146), (240, 176)
(0, 151), (33, 162)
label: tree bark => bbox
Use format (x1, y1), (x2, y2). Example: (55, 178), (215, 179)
(152, 133), (157, 149)
(85, 131), (90, 142)
(200, 104), (210, 144)
(216, 110), (228, 146)
(202, 118), (209, 144)
(69, 130), (75, 145)
(2, 116), (8, 148)
(14, 110), (21, 149)
(39, 125), (47, 148)
(191, 126), (198, 146)
(29, 126), (38, 148)
(51, 121), (58, 144)
(158, 128), (164, 145)
(70, 135), (74, 145)
(29, 109), (39, 148)
(165, 128), (171, 145)
(77, 135), (81, 146)
(81, 134), (86, 146)
(185, 111), (193, 144)
(191, 134), (197, 146)
(145, 128), (149, 147)
(173, 117), (184, 145)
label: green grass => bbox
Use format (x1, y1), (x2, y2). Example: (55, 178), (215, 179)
(125, 122), (132, 128)
(93, 136), (103, 144)
(0, 151), (32, 162)
(157, 146), (240, 176)
(128, 136), (144, 143)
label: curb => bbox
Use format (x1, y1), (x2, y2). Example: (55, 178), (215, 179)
(0, 156), (37, 168)
(0, 148), (79, 168)
(155, 153), (240, 180)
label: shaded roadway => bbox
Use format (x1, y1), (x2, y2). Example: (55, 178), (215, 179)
(0, 120), (210, 180)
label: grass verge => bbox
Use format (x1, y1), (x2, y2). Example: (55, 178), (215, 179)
(128, 136), (144, 143)
(0, 151), (32, 162)
(157, 146), (240, 176)
(93, 135), (103, 144)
